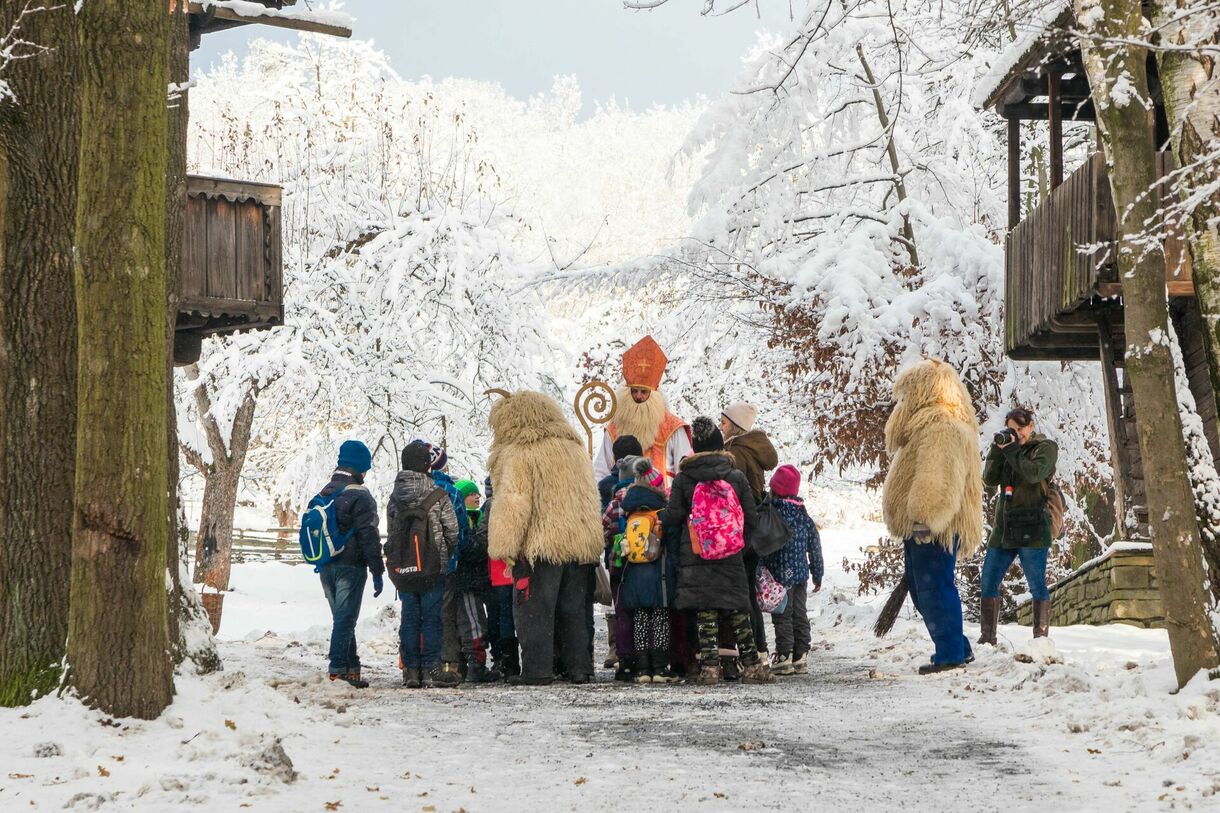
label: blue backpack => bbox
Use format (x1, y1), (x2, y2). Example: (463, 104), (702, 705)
(299, 485), (359, 572)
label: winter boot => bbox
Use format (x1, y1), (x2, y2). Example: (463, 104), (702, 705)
(402, 668), (422, 689)
(696, 662), (722, 686)
(604, 614), (618, 669)
(791, 651), (809, 675)
(1032, 599), (1052, 638)
(500, 637), (521, 679)
(918, 660), (966, 675)
(329, 671), (369, 689)
(720, 655), (741, 682)
(635, 650), (653, 684)
(770, 653), (794, 676)
(614, 654), (637, 683)
(649, 650), (679, 685)
(977, 597), (1000, 645)
(741, 660), (775, 684)
(507, 673), (555, 686)
(465, 660), (486, 685)
(432, 663), (463, 688)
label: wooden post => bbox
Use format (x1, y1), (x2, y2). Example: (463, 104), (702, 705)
(1097, 313), (1130, 537)
(1048, 72), (1064, 189)
(1008, 116), (1021, 229)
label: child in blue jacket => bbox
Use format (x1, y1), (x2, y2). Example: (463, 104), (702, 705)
(763, 465), (823, 675)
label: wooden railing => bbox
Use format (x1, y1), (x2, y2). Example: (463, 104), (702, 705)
(1005, 151), (1191, 357)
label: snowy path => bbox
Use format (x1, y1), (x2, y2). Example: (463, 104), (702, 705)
(212, 621), (1094, 813)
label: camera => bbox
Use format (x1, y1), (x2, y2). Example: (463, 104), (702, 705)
(993, 428), (1017, 446)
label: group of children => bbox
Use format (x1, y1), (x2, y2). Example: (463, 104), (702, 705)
(310, 421), (822, 689)
(598, 417), (824, 686)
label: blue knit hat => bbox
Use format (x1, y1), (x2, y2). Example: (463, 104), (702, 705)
(429, 444), (448, 472)
(337, 440), (372, 473)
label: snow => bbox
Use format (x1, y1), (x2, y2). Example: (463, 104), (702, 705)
(197, 0), (354, 31)
(5, 523), (1220, 810)
(971, 0), (1072, 109)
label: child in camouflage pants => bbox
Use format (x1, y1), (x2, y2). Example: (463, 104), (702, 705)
(696, 609), (758, 666)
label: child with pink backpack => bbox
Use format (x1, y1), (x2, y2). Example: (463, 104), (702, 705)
(663, 417), (772, 685)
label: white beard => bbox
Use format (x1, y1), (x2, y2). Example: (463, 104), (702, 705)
(611, 387), (668, 451)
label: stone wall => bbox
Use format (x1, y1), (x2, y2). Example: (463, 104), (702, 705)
(1014, 543), (1163, 628)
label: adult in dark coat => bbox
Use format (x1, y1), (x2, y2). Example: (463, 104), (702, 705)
(664, 418), (772, 685)
(720, 402), (780, 657)
(317, 440), (384, 688)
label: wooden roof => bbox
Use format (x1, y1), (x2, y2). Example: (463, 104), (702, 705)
(975, 4), (1092, 121)
(188, 0), (353, 46)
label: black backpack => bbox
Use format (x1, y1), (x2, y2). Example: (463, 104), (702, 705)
(384, 488), (448, 593)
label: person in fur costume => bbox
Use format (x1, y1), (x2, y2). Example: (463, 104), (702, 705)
(487, 390), (605, 685)
(593, 336), (693, 484)
(882, 358), (984, 674)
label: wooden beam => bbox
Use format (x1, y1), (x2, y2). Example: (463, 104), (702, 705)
(1048, 72), (1064, 189)
(187, 2), (352, 39)
(1008, 117), (1021, 230)
(187, 174), (282, 205)
(1097, 313), (1131, 534)
(999, 100), (1096, 122)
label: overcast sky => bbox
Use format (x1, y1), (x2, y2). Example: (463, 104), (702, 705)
(193, 1), (791, 108)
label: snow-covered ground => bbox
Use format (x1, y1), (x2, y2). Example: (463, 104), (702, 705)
(3, 524), (1219, 811)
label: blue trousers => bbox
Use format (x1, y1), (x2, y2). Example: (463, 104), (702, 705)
(904, 539), (972, 666)
(980, 546), (1050, 600)
(320, 564), (367, 675)
(399, 579), (445, 670)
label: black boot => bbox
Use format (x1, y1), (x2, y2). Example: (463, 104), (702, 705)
(465, 660), (484, 685)
(650, 650), (678, 685)
(614, 654), (637, 683)
(402, 668), (422, 689)
(634, 650), (653, 684)
(501, 637), (521, 678)
(720, 655), (741, 682)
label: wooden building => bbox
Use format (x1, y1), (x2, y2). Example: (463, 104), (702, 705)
(172, 1), (351, 364)
(977, 5), (1218, 543)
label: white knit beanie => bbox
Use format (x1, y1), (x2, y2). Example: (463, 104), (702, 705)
(721, 402), (759, 433)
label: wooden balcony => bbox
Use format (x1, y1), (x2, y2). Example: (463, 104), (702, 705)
(1006, 151), (1192, 360)
(175, 175), (283, 364)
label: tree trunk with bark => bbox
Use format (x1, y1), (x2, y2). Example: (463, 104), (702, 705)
(1076, 0), (1220, 688)
(1153, 0), (1220, 603)
(0, 2), (80, 707)
(185, 366), (260, 634)
(67, 0), (174, 719)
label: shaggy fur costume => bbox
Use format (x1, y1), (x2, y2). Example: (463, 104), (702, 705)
(487, 391), (604, 566)
(881, 358), (984, 557)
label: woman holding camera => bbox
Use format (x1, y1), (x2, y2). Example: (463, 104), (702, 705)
(978, 408), (1059, 645)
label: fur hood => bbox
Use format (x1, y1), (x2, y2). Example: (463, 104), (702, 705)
(486, 391), (604, 566)
(881, 358), (984, 556)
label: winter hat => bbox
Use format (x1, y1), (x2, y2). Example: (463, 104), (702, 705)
(429, 444), (448, 472)
(627, 456), (664, 489)
(612, 434), (644, 462)
(721, 402), (759, 433)
(691, 417), (723, 453)
(617, 454), (645, 482)
(401, 440), (432, 473)
(770, 464), (801, 498)
(337, 440), (372, 473)
(455, 479), (481, 500)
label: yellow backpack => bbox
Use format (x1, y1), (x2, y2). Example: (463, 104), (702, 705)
(623, 509), (662, 564)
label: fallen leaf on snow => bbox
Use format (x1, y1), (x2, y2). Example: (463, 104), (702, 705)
(8, 773), (33, 779)
(224, 719), (236, 730)
(323, 803), (341, 811)
(96, 766), (110, 777)
(574, 777), (587, 785)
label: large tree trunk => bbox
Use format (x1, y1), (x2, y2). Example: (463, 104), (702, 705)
(67, 0), (174, 719)
(1153, 0), (1220, 603)
(1076, 0), (1220, 688)
(185, 372), (258, 634)
(0, 2), (80, 707)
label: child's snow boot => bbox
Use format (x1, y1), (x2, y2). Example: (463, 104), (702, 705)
(500, 637), (521, 678)
(649, 651), (679, 685)
(465, 661), (485, 685)
(720, 655), (741, 682)
(615, 654), (637, 683)
(741, 660), (775, 684)
(432, 663), (463, 687)
(634, 650), (653, 684)
(402, 668), (422, 689)
(770, 653), (794, 676)
(791, 651), (808, 675)
(696, 662), (722, 686)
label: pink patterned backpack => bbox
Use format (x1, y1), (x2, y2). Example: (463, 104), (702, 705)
(688, 479), (745, 560)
